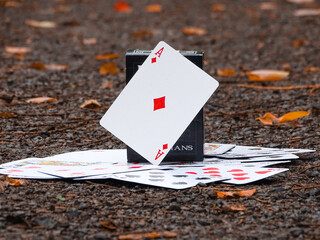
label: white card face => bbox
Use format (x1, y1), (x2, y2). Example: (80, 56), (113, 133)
(110, 168), (226, 189)
(204, 143), (235, 156)
(100, 41), (219, 165)
(204, 153), (298, 163)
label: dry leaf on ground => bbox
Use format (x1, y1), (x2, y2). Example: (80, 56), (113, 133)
(212, 4), (225, 12)
(83, 38), (97, 45)
(114, 1), (132, 13)
(131, 30), (153, 38)
(260, 2), (278, 10)
(227, 204), (247, 211)
(145, 4), (162, 13)
(305, 67), (319, 72)
(5, 46), (31, 54)
(5, 1), (21, 7)
(45, 64), (68, 71)
(25, 19), (57, 28)
(5, 176), (28, 186)
(183, 27), (207, 36)
(294, 9), (320, 16)
(0, 113), (15, 118)
(80, 99), (101, 109)
(25, 97), (57, 104)
(287, 0), (314, 4)
(119, 231), (177, 240)
(100, 220), (117, 230)
(99, 62), (119, 75)
(217, 69), (236, 77)
(247, 69), (289, 81)
(256, 111), (310, 125)
(237, 84), (320, 91)
(216, 189), (256, 198)
(101, 80), (113, 89)
(293, 39), (307, 47)
(95, 53), (119, 60)
(30, 62), (46, 70)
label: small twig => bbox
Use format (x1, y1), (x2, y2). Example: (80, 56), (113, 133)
(299, 164), (320, 174)
(251, 197), (273, 204)
(292, 185), (320, 191)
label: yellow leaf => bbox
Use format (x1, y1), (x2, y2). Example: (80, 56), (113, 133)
(247, 69), (289, 81)
(25, 97), (57, 104)
(183, 27), (207, 36)
(278, 111), (310, 123)
(25, 19), (57, 28)
(80, 99), (101, 109)
(145, 4), (162, 13)
(95, 53), (119, 60)
(216, 189), (256, 198)
(5, 46), (31, 54)
(255, 112), (278, 125)
(217, 69), (236, 77)
(99, 62), (119, 75)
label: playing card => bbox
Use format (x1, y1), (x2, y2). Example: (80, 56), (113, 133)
(204, 143), (235, 156)
(100, 41), (219, 165)
(204, 153), (298, 163)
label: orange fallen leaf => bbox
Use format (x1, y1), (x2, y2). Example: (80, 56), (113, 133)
(216, 189), (256, 198)
(5, 1), (21, 7)
(212, 4), (225, 12)
(293, 39), (307, 47)
(80, 99), (101, 109)
(119, 231), (177, 240)
(100, 220), (117, 230)
(5, 176), (28, 186)
(247, 69), (289, 81)
(99, 62), (119, 75)
(114, 1), (132, 13)
(83, 38), (97, 45)
(294, 9), (320, 17)
(0, 113), (15, 118)
(25, 19), (57, 28)
(183, 26), (207, 36)
(287, 0), (314, 4)
(5, 46), (31, 54)
(256, 111), (310, 125)
(30, 62), (46, 70)
(101, 80), (113, 89)
(259, 2), (277, 10)
(45, 64), (68, 71)
(228, 204), (247, 211)
(25, 97), (57, 104)
(131, 30), (153, 38)
(95, 53), (119, 60)
(305, 66), (319, 72)
(217, 69), (236, 77)
(145, 4), (162, 13)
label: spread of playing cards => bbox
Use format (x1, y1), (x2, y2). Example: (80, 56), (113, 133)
(0, 41), (316, 189)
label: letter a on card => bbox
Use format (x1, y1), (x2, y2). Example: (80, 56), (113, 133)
(100, 41), (219, 165)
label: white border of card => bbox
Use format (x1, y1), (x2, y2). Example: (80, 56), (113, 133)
(100, 41), (219, 165)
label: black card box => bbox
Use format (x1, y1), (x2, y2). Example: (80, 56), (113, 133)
(126, 49), (204, 163)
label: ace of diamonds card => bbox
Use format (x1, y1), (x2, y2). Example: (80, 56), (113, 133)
(100, 41), (219, 165)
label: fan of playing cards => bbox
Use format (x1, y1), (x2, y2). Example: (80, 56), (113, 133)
(0, 41), (315, 189)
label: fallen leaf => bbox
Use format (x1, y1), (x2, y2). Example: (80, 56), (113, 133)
(256, 111), (310, 125)
(305, 66), (319, 72)
(227, 204), (247, 211)
(131, 30), (153, 38)
(54, 5), (71, 13)
(95, 53), (119, 60)
(216, 189), (256, 198)
(114, 1), (132, 13)
(217, 69), (236, 77)
(145, 4), (162, 13)
(0, 112), (15, 118)
(293, 39), (307, 47)
(212, 4), (225, 12)
(247, 69), (289, 81)
(5, 176), (28, 186)
(80, 99), (101, 109)
(25, 97), (57, 104)
(83, 38), (97, 45)
(30, 62), (46, 70)
(45, 64), (68, 71)
(5, 1), (21, 7)
(99, 62), (119, 75)
(25, 19), (57, 28)
(294, 9), (320, 17)
(287, 0), (314, 4)
(259, 2), (277, 10)
(5, 46), (31, 54)
(101, 80), (113, 89)
(183, 27), (207, 36)
(100, 220), (117, 230)
(119, 231), (177, 240)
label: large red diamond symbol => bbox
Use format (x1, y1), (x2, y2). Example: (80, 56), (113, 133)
(151, 57), (157, 63)
(153, 96), (165, 111)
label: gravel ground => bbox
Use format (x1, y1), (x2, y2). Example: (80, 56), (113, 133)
(0, 0), (320, 239)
